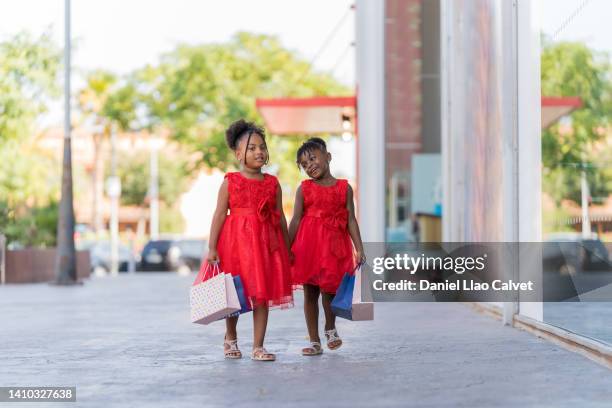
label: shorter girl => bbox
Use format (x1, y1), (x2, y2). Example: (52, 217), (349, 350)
(207, 119), (293, 361)
(289, 137), (365, 356)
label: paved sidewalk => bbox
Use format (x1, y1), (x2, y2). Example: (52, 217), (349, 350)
(1, 273), (611, 408)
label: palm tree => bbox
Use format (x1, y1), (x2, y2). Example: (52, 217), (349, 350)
(77, 70), (119, 235)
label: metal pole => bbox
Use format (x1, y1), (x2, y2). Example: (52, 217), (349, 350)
(581, 169), (591, 237)
(0, 234), (6, 285)
(150, 141), (159, 240)
(54, 0), (78, 285)
(110, 129), (119, 275)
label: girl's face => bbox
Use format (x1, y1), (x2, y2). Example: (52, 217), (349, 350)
(298, 148), (331, 180)
(236, 132), (268, 170)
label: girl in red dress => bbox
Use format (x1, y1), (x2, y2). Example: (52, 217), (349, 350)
(289, 137), (365, 356)
(207, 119), (293, 362)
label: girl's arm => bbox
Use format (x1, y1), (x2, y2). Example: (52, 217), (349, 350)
(206, 179), (229, 263)
(276, 181), (291, 252)
(346, 184), (366, 264)
(288, 185), (304, 246)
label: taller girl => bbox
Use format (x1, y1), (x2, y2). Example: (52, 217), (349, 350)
(207, 119), (293, 362)
(289, 137), (365, 356)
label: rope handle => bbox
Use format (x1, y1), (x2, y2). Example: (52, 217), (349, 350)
(202, 261), (221, 281)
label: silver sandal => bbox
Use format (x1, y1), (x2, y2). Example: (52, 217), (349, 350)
(224, 338), (242, 359)
(324, 328), (343, 350)
(251, 346), (276, 361)
(302, 341), (323, 356)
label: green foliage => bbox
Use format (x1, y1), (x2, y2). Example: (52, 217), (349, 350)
(0, 32), (61, 143)
(542, 204), (574, 235)
(0, 199), (59, 248)
(109, 151), (191, 207)
(0, 32), (61, 247)
(541, 40), (612, 205)
(160, 201), (185, 234)
(135, 32), (351, 183)
(77, 69), (139, 133)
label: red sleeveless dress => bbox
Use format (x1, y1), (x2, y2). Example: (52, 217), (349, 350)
(216, 172), (293, 309)
(291, 179), (355, 294)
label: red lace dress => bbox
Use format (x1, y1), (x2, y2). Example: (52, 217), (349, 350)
(216, 172), (293, 309)
(291, 179), (355, 294)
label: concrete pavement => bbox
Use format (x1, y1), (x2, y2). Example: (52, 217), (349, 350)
(1, 273), (611, 408)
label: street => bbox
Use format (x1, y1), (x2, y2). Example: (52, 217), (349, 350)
(1, 273), (611, 408)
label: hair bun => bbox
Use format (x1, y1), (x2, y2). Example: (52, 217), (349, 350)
(225, 119), (265, 150)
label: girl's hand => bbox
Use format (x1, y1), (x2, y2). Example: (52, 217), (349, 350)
(355, 250), (366, 265)
(207, 248), (219, 264)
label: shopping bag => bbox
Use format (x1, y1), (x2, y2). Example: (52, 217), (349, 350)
(190, 263), (240, 325)
(351, 263), (374, 321)
(331, 263), (374, 321)
(217, 274), (252, 320)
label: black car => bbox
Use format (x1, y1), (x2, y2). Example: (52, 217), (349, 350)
(139, 238), (207, 273)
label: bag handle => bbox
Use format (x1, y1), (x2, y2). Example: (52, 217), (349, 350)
(202, 261), (222, 281)
(350, 261), (363, 276)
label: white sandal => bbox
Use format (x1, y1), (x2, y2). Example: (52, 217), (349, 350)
(251, 346), (276, 361)
(302, 341), (323, 356)
(324, 328), (343, 350)
(224, 338), (242, 359)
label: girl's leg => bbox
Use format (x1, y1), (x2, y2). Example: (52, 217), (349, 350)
(225, 315), (238, 340)
(321, 292), (336, 332)
(303, 284), (321, 343)
(224, 315), (241, 358)
(252, 304), (275, 361)
(322, 292), (342, 350)
(252, 304), (269, 348)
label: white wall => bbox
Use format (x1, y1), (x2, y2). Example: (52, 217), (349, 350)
(441, 0), (542, 321)
(356, 0), (386, 242)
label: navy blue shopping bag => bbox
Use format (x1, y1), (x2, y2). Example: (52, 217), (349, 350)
(217, 275), (252, 320)
(331, 269), (357, 320)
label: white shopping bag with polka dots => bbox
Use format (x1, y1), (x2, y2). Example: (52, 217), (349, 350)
(190, 263), (240, 325)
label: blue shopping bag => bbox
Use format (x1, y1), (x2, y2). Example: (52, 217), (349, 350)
(219, 275), (253, 320)
(331, 262), (374, 321)
(216, 275), (252, 320)
(331, 271), (356, 320)
(232, 275), (252, 315)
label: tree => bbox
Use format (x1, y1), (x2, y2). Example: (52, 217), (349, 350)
(0, 32), (61, 247)
(109, 151), (190, 233)
(0, 32), (61, 143)
(541, 40), (612, 205)
(76, 71), (138, 233)
(135, 32), (351, 185)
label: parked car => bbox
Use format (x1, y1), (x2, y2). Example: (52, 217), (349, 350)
(80, 241), (137, 275)
(139, 238), (207, 273)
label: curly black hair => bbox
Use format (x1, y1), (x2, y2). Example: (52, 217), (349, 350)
(225, 119), (266, 150)
(225, 119), (267, 166)
(295, 137), (327, 167)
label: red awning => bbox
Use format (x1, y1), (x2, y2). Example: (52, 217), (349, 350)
(256, 96), (356, 135)
(256, 95), (581, 134)
(542, 97), (582, 128)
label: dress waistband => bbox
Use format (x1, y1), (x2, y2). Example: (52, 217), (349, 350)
(230, 207), (257, 215)
(304, 209), (347, 218)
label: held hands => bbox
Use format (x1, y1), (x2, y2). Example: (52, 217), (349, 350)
(207, 248), (219, 264)
(289, 251), (295, 264)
